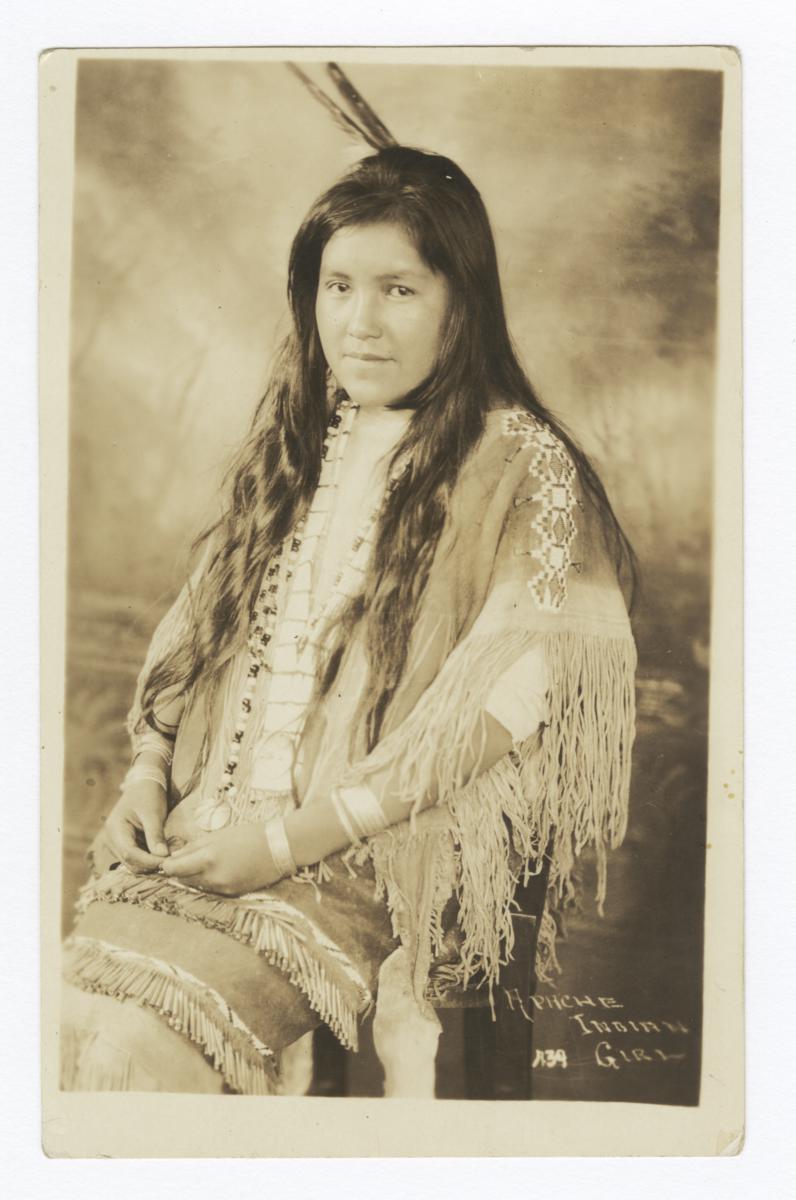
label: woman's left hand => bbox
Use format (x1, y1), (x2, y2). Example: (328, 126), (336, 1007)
(160, 824), (282, 895)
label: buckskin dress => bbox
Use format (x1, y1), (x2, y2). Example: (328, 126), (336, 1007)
(61, 400), (636, 1093)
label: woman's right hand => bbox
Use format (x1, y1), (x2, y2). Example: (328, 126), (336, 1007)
(101, 780), (170, 872)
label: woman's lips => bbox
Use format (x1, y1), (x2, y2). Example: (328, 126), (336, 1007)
(344, 352), (392, 362)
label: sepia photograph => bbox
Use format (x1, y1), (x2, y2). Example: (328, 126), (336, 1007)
(39, 44), (743, 1157)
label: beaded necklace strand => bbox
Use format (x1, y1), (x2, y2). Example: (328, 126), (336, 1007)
(194, 396), (363, 831)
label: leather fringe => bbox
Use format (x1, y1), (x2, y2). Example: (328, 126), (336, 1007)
(76, 871), (370, 1051)
(348, 626), (636, 1008)
(62, 935), (278, 1095)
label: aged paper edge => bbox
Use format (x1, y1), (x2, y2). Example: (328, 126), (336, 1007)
(39, 43), (744, 1158)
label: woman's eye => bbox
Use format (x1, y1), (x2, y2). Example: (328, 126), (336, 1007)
(388, 285), (415, 298)
(326, 281), (349, 294)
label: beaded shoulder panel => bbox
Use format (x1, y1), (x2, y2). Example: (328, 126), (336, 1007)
(501, 409), (578, 613)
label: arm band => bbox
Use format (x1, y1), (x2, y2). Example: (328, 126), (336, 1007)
(263, 815), (298, 879)
(120, 762), (168, 792)
(131, 727), (176, 767)
(330, 784), (390, 842)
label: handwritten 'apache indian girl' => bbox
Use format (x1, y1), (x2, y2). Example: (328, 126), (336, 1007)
(61, 145), (637, 1095)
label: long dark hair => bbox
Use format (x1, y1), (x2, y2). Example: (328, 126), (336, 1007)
(140, 146), (637, 748)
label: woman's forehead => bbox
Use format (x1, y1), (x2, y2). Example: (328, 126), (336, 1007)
(320, 222), (431, 275)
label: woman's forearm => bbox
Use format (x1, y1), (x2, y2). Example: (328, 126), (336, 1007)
(283, 711), (516, 870)
(283, 799), (353, 868)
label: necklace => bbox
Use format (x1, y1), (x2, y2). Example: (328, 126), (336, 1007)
(192, 397), (355, 830)
(189, 398), (408, 830)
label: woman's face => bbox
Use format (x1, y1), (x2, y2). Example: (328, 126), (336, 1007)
(315, 221), (450, 410)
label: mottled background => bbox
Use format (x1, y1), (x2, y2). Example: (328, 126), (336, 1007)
(63, 58), (722, 1104)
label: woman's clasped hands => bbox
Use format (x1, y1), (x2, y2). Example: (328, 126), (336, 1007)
(100, 777), (170, 873)
(100, 778), (283, 895)
(160, 824), (282, 895)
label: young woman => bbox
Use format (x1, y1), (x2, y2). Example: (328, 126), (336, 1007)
(61, 145), (637, 1095)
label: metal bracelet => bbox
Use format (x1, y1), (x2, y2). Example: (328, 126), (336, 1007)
(264, 815), (298, 879)
(121, 762), (168, 792)
(335, 783), (389, 840)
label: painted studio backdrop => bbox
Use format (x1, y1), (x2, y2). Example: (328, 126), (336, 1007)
(63, 57), (721, 1104)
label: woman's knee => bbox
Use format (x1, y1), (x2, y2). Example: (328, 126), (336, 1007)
(60, 981), (224, 1093)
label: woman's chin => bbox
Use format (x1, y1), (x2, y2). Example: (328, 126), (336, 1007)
(336, 373), (408, 411)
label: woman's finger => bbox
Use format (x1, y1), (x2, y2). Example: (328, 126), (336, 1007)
(168, 835), (211, 859)
(161, 848), (210, 877)
(141, 809), (169, 858)
(108, 818), (165, 872)
(123, 844), (167, 872)
(86, 828), (118, 876)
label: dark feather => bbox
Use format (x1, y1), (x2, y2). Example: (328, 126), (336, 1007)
(325, 62), (396, 148)
(286, 62), (385, 150)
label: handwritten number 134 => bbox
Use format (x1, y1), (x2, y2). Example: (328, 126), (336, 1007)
(532, 1048), (568, 1068)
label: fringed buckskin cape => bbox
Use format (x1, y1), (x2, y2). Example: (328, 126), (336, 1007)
(294, 407), (637, 1013)
(68, 406), (636, 1090)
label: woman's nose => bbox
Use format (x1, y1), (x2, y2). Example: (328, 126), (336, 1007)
(346, 292), (381, 339)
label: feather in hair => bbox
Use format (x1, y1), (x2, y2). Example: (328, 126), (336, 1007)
(286, 61), (395, 150)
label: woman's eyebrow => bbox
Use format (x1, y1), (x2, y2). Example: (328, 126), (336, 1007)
(319, 267), (428, 281)
(378, 270), (426, 281)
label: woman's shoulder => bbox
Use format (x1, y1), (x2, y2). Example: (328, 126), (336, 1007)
(485, 403), (570, 450)
(450, 404), (580, 538)
(479, 404), (578, 487)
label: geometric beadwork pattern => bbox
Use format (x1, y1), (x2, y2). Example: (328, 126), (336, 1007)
(502, 409), (578, 612)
